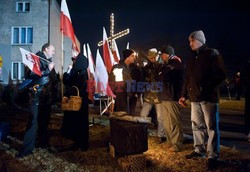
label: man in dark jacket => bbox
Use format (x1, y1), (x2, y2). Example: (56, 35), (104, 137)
(17, 43), (57, 157)
(156, 45), (184, 151)
(140, 48), (166, 143)
(109, 49), (139, 115)
(178, 30), (226, 170)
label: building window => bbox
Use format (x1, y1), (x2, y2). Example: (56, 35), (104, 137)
(12, 27), (33, 45)
(16, 2), (30, 12)
(12, 62), (25, 80)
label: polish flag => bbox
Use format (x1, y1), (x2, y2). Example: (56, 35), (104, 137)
(60, 0), (79, 54)
(95, 49), (115, 97)
(87, 43), (96, 78)
(111, 39), (120, 63)
(20, 48), (42, 76)
(102, 27), (115, 73)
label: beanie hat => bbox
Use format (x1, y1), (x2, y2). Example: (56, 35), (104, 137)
(122, 49), (135, 60)
(161, 45), (175, 56)
(189, 30), (206, 44)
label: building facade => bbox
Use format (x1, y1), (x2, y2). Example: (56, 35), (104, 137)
(0, 0), (73, 84)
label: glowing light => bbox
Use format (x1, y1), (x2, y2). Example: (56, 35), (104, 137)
(98, 13), (130, 47)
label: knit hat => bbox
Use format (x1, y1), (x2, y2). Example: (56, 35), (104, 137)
(122, 49), (135, 60)
(189, 30), (206, 44)
(161, 45), (175, 56)
(147, 48), (158, 59)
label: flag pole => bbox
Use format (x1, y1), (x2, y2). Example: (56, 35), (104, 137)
(61, 32), (64, 99)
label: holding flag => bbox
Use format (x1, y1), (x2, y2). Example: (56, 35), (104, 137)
(20, 48), (42, 76)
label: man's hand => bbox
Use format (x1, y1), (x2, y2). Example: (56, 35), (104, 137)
(178, 97), (187, 107)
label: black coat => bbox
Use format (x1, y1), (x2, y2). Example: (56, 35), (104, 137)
(26, 51), (57, 105)
(181, 45), (226, 103)
(156, 56), (183, 101)
(61, 54), (89, 149)
(109, 62), (142, 113)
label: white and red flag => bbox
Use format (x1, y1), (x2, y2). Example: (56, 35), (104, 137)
(20, 48), (42, 76)
(95, 49), (115, 97)
(111, 39), (120, 63)
(102, 27), (115, 73)
(87, 43), (96, 79)
(86, 44), (96, 102)
(60, 0), (80, 56)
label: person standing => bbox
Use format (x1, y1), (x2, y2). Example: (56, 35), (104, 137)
(17, 43), (57, 157)
(109, 49), (138, 114)
(140, 48), (166, 143)
(178, 30), (226, 170)
(61, 54), (89, 151)
(156, 45), (184, 151)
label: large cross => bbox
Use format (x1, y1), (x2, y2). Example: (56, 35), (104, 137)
(98, 13), (130, 49)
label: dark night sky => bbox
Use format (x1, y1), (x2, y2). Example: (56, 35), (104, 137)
(58, 0), (250, 75)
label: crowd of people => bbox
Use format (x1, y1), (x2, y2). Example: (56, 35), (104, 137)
(11, 30), (250, 171)
(109, 30), (226, 170)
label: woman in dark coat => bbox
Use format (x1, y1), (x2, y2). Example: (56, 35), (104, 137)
(61, 54), (89, 151)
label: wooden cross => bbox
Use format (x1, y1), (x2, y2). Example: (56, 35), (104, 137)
(98, 13), (130, 49)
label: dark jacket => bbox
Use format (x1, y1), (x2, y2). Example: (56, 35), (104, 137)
(61, 54), (89, 149)
(181, 45), (226, 103)
(109, 62), (132, 93)
(63, 54), (88, 100)
(26, 51), (57, 105)
(156, 56), (183, 101)
(109, 62), (142, 112)
(142, 62), (161, 104)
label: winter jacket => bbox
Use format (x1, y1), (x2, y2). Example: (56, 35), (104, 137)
(181, 45), (226, 103)
(63, 54), (88, 100)
(26, 51), (57, 105)
(109, 62), (142, 112)
(109, 62), (143, 94)
(156, 56), (183, 101)
(142, 62), (161, 104)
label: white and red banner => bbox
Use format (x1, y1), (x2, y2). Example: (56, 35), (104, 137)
(95, 49), (115, 97)
(60, 0), (79, 55)
(102, 27), (115, 73)
(20, 48), (42, 76)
